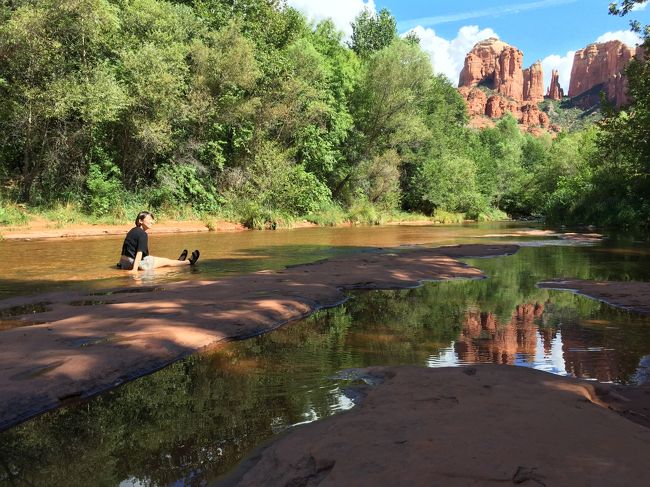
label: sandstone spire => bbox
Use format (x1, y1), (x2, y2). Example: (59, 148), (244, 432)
(523, 61), (544, 102)
(546, 69), (564, 100)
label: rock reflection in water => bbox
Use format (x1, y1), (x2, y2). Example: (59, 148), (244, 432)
(455, 303), (544, 365)
(438, 300), (645, 384)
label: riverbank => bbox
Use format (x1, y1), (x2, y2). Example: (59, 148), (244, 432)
(0, 216), (247, 240)
(0, 243), (518, 431)
(0, 207), (471, 240)
(221, 365), (650, 486)
(0, 217), (439, 240)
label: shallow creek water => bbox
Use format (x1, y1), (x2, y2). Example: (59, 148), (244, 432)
(1, 224), (650, 486)
(0, 221), (555, 300)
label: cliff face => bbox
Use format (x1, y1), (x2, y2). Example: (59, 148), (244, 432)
(457, 87), (487, 116)
(568, 40), (636, 107)
(457, 38), (637, 135)
(494, 45), (525, 100)
(546, 69), (564, 100)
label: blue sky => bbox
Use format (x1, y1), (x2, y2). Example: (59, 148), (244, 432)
(288, 0), (649, 89)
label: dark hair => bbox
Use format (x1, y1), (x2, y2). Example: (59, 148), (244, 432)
(135, 211), (154, 227)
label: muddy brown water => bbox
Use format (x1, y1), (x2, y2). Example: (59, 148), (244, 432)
(0, 222), (545, 300)
(1, 223), (650, 486)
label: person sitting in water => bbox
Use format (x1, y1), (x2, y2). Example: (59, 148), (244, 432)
(118, 211), (200, 272)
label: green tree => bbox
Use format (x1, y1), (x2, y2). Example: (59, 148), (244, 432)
(342, 41), (433, 205)
(473, 115), (525, 211)
(0, 0), (124, 201)
(401, 74), (470, 214)
(584, 0), (650, 226)
(348, 8), (397, 58)
(609, 0), (649, 36)
(418, 155), (483, 214)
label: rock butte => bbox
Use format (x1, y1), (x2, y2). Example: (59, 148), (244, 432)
(458, 38), (550, 133)
(221, 365), (650, 486)
(458, 37), (637, 133)
(569, 40), (637, 108)
(0, 244), (518, 431)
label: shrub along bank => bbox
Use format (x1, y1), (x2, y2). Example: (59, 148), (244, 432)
(0, 1), (648, 229)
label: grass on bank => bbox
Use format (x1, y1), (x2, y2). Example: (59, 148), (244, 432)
(0, 198), (511, 232)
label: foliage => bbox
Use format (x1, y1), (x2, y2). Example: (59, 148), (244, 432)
(85, 150), (123, 216)
(304, 201), (347, 226)
(609, 0), (650, 37)
(0, 0), (645, 229)
(347, 199), (383, 225)
(348, 8), (397, 57)
(539, 99), (602, 132)
(0, 201), (28, 226)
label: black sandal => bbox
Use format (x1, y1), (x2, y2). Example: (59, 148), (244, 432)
(178, 249), (188, 261)
(189, 250), (200, 265)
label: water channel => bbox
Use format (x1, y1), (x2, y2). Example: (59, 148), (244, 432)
(1, 222), (649, 486)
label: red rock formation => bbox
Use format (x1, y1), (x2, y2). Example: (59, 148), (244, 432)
(459, 38), (527, 102)
(455, 302), (544, 365)
(568, 40), (636, 107)
(485, 95), (505, 118)
(458, 38), (553, 134)
(523, 61), (544, 102)
(457, 87), (487, 116)
(520, 103), (549, 127)
(459, 38), (511, 88)
(484, 94), (519, 119)
(494, 46), (525, 100)
(546, 69), (564, 100)
(459, 38), (544, 104)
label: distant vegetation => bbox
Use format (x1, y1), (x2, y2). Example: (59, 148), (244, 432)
(0, 0), (647, 228)
(539, 99), (602, 132)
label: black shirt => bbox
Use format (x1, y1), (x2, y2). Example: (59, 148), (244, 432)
(121, 226), (149, 259)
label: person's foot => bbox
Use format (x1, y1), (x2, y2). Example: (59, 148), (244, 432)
(189, 250), (200, 265)
(178, 249), (188, 261)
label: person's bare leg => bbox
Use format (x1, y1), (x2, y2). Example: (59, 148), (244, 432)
(150, 256), (190, 268)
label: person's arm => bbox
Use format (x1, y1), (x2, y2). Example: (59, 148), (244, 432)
(130, 251), (143, 273)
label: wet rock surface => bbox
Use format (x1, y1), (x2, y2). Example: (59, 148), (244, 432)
(538, 278), (650, 315)
(0, 244), (518, 431)
(220, 365), (650, 487)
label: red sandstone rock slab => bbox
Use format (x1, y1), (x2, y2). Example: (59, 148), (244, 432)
(221, 365), (650, 487)
(0, 244), (518, 431)
(538, 279), (650, 315)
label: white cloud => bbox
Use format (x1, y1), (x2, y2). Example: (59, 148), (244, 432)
(632, 2), (647, 11)
(541, 51), (574, 94)
(287, 0), (376, 39)
(596, 30), (643, 47)
(405, 25), (499, 86)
